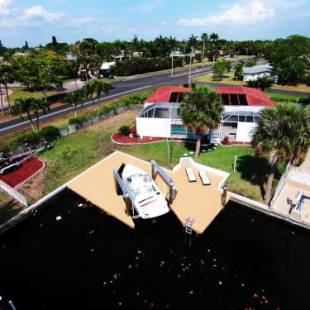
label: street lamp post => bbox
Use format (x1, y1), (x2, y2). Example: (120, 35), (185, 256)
(188, 47), (195, 88)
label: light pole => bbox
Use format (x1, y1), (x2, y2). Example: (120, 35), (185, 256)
(171, 54), (174, 77)
(188, 47), (195, 88)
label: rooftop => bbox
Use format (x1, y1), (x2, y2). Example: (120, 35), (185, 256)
(216, 86), (275, 107)
(145, 86), (192, 104)
(242, 64), (273, 75)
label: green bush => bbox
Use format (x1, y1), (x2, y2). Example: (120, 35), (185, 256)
(40, 126), (60, 142)
(68, 115), (88, 126)
(17, 132), (41, 144)
(118, 125), (131, 136)
(114, 57), (183, 76)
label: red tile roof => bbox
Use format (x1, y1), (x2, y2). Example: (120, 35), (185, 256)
(145, 86), (192, 103)
(216, 86), (275, 107)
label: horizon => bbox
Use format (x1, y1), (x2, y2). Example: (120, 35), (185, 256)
(0, 0), (310, 47)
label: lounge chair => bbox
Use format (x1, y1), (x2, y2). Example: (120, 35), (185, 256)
(185, 167), (197, 182)
(199, 169), (211, 185)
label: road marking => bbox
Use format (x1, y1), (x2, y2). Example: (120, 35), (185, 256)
(0, 85), (152, 134)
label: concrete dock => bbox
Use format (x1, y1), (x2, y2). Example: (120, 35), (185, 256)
(67, 151), (229, 234)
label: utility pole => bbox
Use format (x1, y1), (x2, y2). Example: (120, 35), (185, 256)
(188, 47), (195, 88)
(171, 54), (174, 77)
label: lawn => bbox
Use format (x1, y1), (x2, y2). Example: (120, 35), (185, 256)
(266, 92), (303, 103)
(9, 88), (61, 102)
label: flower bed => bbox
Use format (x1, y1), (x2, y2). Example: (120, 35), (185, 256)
(0, 158), (45, 188)
(112, 133), (163, 145)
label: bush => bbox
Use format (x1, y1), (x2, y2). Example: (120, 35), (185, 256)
(114, 57), (183, 76)
(118, 125), (131, 136)
(40, 126), (60, 142)
(17, 132), (41, 145)
(68, 115), (88, 126)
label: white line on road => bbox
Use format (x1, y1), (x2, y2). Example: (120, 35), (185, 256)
(0, 85), (152, 134)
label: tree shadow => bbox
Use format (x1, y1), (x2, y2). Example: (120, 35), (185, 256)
(236, 155), (271, 198)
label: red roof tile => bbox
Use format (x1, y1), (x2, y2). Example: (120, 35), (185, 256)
(216, 86), (275, 107)
(145, 86), (192, 103)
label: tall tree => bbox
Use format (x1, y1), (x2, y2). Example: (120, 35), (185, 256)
(52, 36), (58, 46)
(201, 33), (208, 62)
(65, 91), (81, 117)
(0, 62), (14, 112)
(181, 87), (223, 159)
(94, 80), (111, 108)
(264, 35), (310, 85)
(12, 97), (49, 132)
(252, 102), (310, 204)
(209, 33), (220, 63)
(12, 51), (67, 101)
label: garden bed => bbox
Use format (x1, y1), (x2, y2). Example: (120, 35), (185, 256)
(0, 157), (45, 188)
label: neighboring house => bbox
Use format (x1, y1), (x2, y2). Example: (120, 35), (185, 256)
(136, 86), (275, 144)
(66, 52), (77, 61)
(242, 63), (277, 82)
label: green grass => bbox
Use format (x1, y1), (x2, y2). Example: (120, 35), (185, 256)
(266, 92), (302, 103)
(122, 142), (264, 201)
(10, 88), (61, 102)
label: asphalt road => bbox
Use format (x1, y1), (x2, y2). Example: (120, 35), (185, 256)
(0, 65), (213, 135)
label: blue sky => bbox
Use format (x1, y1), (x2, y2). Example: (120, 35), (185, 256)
(1, 0), (309, 47)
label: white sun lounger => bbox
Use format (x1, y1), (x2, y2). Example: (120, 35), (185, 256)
(199, 169), (211, 185)
(185, 167), (197, 182)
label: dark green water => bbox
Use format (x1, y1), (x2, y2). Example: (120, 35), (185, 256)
(0, 189), (309, 309)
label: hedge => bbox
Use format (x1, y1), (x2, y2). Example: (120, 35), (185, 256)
(114, 57), (183, 76)
(68, 94), (146, 127)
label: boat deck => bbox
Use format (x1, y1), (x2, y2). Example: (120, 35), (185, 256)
(67, 151), (229, 234)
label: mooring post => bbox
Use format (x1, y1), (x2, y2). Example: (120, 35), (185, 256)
(222, 186), (228, 206)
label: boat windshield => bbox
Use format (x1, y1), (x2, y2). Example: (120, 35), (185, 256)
(126, 173), (156, 197)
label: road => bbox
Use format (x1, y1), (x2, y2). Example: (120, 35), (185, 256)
(0, 65), (213, 135)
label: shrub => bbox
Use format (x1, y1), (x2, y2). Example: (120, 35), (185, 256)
(40, 126), (60, 142)
(17, 132), (41, 145)
(114, 57), (183, 76)
(68, 115), (88, 126)
(118, 125), (131, 136)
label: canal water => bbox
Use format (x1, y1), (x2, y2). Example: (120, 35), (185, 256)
(0, 189), (309, 309)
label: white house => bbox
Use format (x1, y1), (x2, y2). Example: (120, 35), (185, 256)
(242, 63), (277, 82)
(136, 86), (275, 144)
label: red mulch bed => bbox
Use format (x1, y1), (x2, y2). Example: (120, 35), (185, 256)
(0, 158), (44, 188)
(112, 133), (163, 145)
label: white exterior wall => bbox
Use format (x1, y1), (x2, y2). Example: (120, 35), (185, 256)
(236, 122), (258, 143)
(136, 117), (172, 138)
(243, 72), (271, 82)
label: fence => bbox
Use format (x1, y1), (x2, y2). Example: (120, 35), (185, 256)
(58, 104), (142, 138)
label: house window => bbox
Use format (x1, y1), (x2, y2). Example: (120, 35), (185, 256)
(171, 124), (187, 136)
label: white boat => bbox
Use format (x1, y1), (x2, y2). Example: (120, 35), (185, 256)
(119, 164), (170, 219)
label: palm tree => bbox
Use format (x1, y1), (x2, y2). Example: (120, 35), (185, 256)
(94, 80), (111, 108)
(82, 80), (96, 105)
(209, 33), (220, 63)
(181, 87), (223, 159)
(252, 102), (310, 205)
(65, 91), (81, 117)
(201, 33), (208, 62)
(0, 62), (14, 113)
(12, 97), (49, 132)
